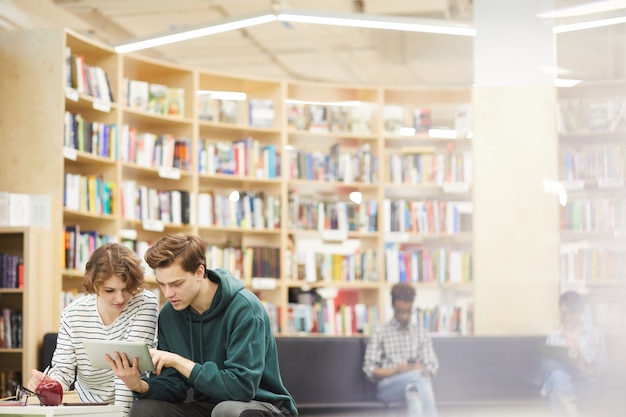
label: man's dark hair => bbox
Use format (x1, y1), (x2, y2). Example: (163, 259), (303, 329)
(559, 291), (586, 313)
(391, 283), (416, 304)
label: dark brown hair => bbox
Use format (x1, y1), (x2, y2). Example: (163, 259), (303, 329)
(391, 282), (416, 304)
(144, 233), (206, 275)
(83, 242), (146, 294)
(559, 291), (586, 313)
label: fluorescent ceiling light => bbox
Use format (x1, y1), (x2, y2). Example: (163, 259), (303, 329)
(554, 15), (626, 33)
(116, 13), (276, 53)
(537, 0), (626, 18)
(197, 90), (247, 101)
(554, 78), (581, 87)
(115, 9), (475, 53)
(285, 98), (362, 107)
(277, 10), (476, 37)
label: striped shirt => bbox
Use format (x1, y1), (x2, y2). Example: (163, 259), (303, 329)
(363, 317), (439, 381)
(49, 290), (158, 416)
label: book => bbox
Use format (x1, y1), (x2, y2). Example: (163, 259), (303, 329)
(308, 105), (329, 133)
(413, 107), (431, 133)
(454, 104), (473, 138)
(330, 106), (349, 132)
(166, 87), (185, 116)
(383, 104), (404, 135)
(350, 105), (372, 134)
(197, 95), (219, 121)
(220, 99), (239, 124)
(249, 98), (275, 128)
(147, 83), (168, 114)
(127, 79), (149, 112)
(287, 102), (307, 130)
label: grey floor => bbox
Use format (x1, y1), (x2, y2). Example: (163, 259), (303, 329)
(297, 399), (626, 417)
(298, 402), (553, 417)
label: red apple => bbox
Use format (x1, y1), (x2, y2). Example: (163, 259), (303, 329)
(35, 380), (63, 406)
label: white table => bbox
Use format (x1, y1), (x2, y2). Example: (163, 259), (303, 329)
(0, 404), (123, 417)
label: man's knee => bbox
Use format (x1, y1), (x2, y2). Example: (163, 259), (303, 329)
(129, 399), (160, 417)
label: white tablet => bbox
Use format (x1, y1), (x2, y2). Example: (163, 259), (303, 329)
(83, 340), (155, 372)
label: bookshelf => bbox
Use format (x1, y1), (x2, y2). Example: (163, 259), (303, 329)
(557, 80), (626, 336)
(0, 28), (475, 341)
(0, 228), (54, 391)
(381, 87), (474, 335)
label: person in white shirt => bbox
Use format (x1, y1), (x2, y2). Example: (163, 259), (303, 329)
(26, 243), (158, 416)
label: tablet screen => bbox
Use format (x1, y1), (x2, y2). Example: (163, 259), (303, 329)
(83, 340), (155, 372)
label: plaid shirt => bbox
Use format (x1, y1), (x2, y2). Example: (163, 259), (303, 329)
(363, 317), (439, 381)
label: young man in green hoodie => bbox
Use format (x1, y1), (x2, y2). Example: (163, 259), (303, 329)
(108, 233), (297, 417)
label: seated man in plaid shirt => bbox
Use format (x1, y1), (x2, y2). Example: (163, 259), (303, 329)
(363, 283), (439, 417)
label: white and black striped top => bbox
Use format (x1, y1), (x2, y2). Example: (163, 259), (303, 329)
(49, 290), (158, 416)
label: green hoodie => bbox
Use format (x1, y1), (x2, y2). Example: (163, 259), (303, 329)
(135, 268), (297, 416)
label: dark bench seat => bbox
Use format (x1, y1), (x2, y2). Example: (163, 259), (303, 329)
(276, 335), (546, 409)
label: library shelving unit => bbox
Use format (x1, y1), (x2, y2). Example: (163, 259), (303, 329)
(381, 87), (474, 335)
(0, 28), (475, 346)
(195, 70), (285, 328)
(557, 79), (626, 336)
(0, 228), (54, 390)
(284, 81), (383, 335)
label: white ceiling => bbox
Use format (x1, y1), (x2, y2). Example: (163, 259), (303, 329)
(1, 0), (625, 86)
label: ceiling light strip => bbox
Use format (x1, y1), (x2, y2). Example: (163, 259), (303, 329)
(554, 15), (626, 33)
(116, 14), (276, 53)
(115, 9), (476, 53)
(278, 10), (476, 36)
(537, 0), (626, 18)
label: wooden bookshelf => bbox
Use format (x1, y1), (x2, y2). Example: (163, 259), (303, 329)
(0, 228), (54, 389)
(557, 80), (626, 336)
(0, 28), (475, 342)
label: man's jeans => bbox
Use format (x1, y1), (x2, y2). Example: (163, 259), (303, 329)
(376, 370), (438, 417)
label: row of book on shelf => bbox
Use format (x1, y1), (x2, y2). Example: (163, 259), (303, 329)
(63, 177), (476, 237)
(284, 289), (473, 335)
(560, 198), (626, 232)
(385, 245), (472, 284)
(287, 143), (376, 184)
(0, 308), (22, 349)
(557, 97), (625, 134)
(119, 127), (191, 171)
(64, 111), (117, 158)
(199, 96), (275, 128)
(388, 148), (472, 185)
(199, 139), (279, 179)
(560, 244), (626, 284)
(65, 47), (114, 103)
(0, 370), (20, 399)
(560, 145), (624, 183)
(64, 229), (472, 286)
(0, 192), (50, 229)
(63, 173), (115, 216)
(64, 121), (474, 188)
(383, 199), (473, 235)
(287, 102), (373, 134)
(0, 253), (23, 289)
(63, 51), (474, 135)
(291, 248), (378, 283)
(288, 196), (377, 232)
(204, 245), (281, 282)
(125, 79), (185, 117)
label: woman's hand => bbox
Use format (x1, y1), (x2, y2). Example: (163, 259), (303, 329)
(26, 369), (54, 392)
